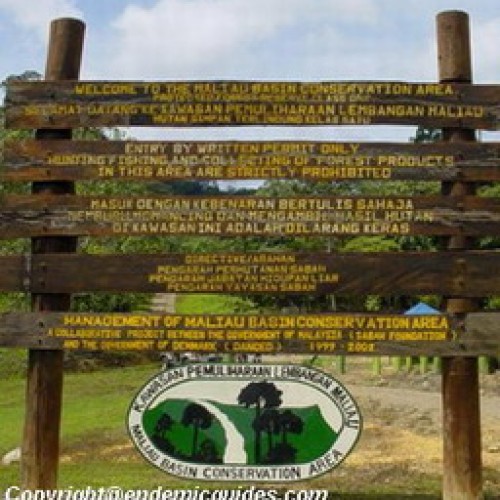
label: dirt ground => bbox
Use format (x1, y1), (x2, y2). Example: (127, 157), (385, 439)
(304, 356), (500, 497)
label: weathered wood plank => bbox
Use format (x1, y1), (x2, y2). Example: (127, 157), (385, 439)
(462, 312), (500, 343)
(0, 311), (497, 356)
(3, 139), (500, 182)
(5, 81), (500, 129)
(0, 255), (29, 291)
(2, 251), (499, 295)
(0, 251), (496, 295)
(0, 195), (499, 238)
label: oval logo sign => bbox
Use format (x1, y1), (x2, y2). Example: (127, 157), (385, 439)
(127, 364), (362, 482)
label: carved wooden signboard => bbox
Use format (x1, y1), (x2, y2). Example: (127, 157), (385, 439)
(5, 81), (500, 129)
(1, 194), (499, 238)
(3, 139), (500, 182)
(0, 252), (499, 297)
(0, 312), (497, 356)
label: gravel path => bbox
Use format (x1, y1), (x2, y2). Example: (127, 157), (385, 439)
(150, 293), (176, 313)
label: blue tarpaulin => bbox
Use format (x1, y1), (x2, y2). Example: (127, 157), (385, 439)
(404, 302), (441, 315)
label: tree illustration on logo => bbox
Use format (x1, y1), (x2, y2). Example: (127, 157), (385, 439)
(262, 410), (304, 464)
(181, 402), (214, 459)
(279, 409), (304, 445)
(151, 412), (175, 454)
(254, 408), (281, 455)
(197, 438), (222, 464)
(237, 381), (282, 464)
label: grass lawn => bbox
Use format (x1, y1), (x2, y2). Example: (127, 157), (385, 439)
(0, 364), (196, 488)
(175, 294), (257, 314)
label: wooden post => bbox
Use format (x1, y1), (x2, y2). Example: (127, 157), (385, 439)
(437, 11), (482, 499)
(22, 18), (85, 489)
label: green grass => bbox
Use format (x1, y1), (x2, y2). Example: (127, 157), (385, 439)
(0, 376), (26, 453)
(0, 348), (27, 378)
(56, 462), (195, 488)
(0, 366), (158, 475)
(62, 365), (158, 440)
(0, 364), (164, 488)
(0, 461), (200, 489)
(175, 294), (257, 314)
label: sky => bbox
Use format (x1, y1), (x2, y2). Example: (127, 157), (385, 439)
(0, 0), (499, 147)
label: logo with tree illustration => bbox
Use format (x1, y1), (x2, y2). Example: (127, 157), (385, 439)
(238, 381), (304, 464)
(128, 364), (361, 480)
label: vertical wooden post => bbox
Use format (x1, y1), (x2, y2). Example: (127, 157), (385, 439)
(22, 18), (85, 489)
(437, 11), (482, 500)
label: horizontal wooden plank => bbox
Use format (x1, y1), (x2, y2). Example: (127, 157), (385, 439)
(0, 255), (30, 291)
(0, 312), (497, 356)
(0, 195), (499, 238)
(3, 139), (500, 182)
(0, 251), (499, 295)
(5, 81), (500, 129)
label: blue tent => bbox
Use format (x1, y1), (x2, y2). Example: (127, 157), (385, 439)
(404, 302), (441, 315)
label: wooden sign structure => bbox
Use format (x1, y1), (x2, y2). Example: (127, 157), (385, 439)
(0, 11), (498, 498)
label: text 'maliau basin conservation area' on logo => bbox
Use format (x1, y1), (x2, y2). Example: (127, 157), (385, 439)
(127, 363), (362, 482)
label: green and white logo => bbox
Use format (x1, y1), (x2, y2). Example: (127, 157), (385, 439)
(127, 364), (362, 482)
